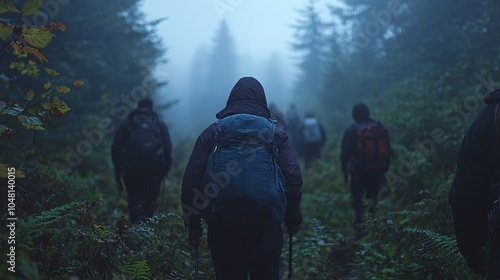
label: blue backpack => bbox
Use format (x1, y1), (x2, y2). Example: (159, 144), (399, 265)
(202, 113), (286, 229)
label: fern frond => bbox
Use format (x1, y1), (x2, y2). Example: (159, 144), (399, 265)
(119, 260), (150, 280)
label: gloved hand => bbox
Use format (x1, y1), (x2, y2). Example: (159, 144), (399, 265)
(286, 223), (301, 236)
(464, 249), (486, 276)
(188, 228), (202, 247)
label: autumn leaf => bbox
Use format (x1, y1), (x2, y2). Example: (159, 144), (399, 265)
(26, 89), (35, 100)
(43, 82), (52, 89)
(42, 97), (70, 118)
(0, 163), (26, 178)
(21, 0), (42, 16)
(12, 41), (48, 62)
(18, 115), (44, 130)
(0, 1), (19, 15)
(72, 80), (85, 86)
(51, 97), (70, 114)
(49, 22), (66, 31)
(0, 124), (11, 140)
(44, 67), (59, 76)
(50, 107), (64, 118)
(22, 26), (53, 48)
(56, 85), (71, 94)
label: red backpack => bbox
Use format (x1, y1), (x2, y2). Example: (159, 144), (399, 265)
(354, 122), (390, 172)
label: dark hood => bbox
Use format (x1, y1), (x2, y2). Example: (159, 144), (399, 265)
(484, 88), (500, 105)
(352, 102), (370, 123)
(216, 77), (271, 119)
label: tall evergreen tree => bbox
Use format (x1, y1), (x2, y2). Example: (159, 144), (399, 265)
(191, 19), (239, 130)
(290, 0), (328, 111)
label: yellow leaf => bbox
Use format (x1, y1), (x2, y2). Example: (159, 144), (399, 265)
(52, 97), (70, 114)
(26, 89), (35, 100)
(41, 102), (52, 110)
(21, 26), (53, 48)
(44, 67), (59, 76)
(21, 0), (42, 16)
(43, 82), (51, 89)
(0, 163), (25, 178)
(56, 85), (71, 94)
(72, 80), (84, 87)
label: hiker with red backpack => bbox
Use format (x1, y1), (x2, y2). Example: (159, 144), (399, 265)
(111, 97), (172, 224)
(341, 102), (391, 224)
(181, 77), (303, 280)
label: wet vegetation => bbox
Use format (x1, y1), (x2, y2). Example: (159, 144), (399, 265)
(1, 0), (499, 279)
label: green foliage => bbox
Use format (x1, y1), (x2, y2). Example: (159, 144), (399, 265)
(3, 0), (499, 279)
(116, 260), (150, 280)
(0, 0), (83, 144)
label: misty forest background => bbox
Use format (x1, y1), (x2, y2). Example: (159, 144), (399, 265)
(1, 0), (499, 279)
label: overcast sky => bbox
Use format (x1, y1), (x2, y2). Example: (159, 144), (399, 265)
(140, 0), (334, 142)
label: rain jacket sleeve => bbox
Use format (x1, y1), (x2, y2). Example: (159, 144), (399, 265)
(181, 124), (217, 233)
(275, 127), (303, 226)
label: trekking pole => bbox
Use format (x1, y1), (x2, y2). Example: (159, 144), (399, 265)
(288, 234), (293, 280)
(194, 245), (199, 280)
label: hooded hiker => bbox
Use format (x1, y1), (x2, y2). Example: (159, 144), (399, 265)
(112, 97), (172, 224)
(181, 77), (303, 280)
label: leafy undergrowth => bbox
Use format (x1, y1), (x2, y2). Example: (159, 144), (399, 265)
(0, 149), (484, 279)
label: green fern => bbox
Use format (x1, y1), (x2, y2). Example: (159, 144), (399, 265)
(119, 260), (150, 280)
(17, 201), (91, 249)
(404, 228), (483, 279)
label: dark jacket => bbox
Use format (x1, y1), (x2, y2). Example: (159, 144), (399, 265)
(181, 77), (303, 233)
(111, 108), (173, 177)
(449, 89), (500, 266)
(340, 118), (385, 176)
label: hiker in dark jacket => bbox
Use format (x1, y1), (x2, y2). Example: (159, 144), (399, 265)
(449, 88), (500, 278)
(341, 102), (390, 224)
(111, 97), (172, 224)
(181, 77), (303, 280)
(298, 111), (327, 168)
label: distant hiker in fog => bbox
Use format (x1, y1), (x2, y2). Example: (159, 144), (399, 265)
(181, 77), (303, 280)
(269, 102), (288, 130)
(286, 103), (301, 156)
(111, 97), (172, 224)
(298, 111), (326, 168)
(341, 102), (390, 224)
(449, 88), (500, 278)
